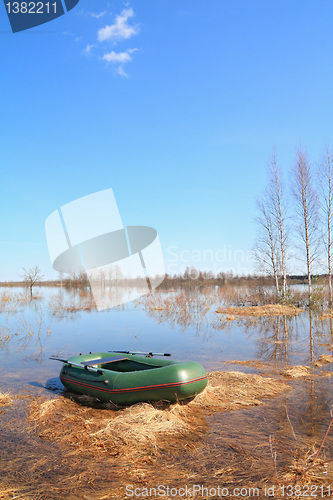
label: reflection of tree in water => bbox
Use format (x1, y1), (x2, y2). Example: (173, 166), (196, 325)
(214, 312), (293, 363)
(47, 288), (96, 320)
(0, 289), (43, 315)
(253, 315), (296, 366)
(138, 289), (220, 336)
(139, 288), (333, 359)
(48, 286), (142, 321)
(0, 304), (51, 363)
(215, 310), (333, 368)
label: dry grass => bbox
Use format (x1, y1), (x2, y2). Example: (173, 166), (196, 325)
(27, 371), (289, 462)
(279, 451), (331, 486)
(189, 371), (289, 412)
(221, 360), (271, 369)
(224, 314), (237, 321)
(0, 392), (12, 406)
(0, 291), (43, 314)
(217, 283), (278, 307)
(312, 355), (333, 367)
(90, 402), (197, 451)
(20, 371), (290, 497)
(48, 295), (96, 316)
(318, 311), (333, 320)
(276, 411), (333, 486)
(281, 365), (312, 378)
(216, 304), (304, 317)
(140, 291), (215, 316)
(28, 397), (198, 460)
(0, 292), (12, 303)
(28, 397), (200, 458)
(4, 370), (332, 500)
(0, 484), (20, 500)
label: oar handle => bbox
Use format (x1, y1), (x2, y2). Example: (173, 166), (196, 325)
(50, 357), (104, 374)
(50, 357), (68, 363)
(110, 350), (171, 357)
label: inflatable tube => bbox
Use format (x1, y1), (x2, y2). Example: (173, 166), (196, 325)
(59, 352), (208, 405)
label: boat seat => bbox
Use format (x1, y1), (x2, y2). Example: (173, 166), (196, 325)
(82, 356), (129, 366)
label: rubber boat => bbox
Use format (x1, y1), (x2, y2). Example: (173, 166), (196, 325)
(50, 351), (208, 405)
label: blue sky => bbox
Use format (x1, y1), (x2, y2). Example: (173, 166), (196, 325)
(1, 0), (333, 280)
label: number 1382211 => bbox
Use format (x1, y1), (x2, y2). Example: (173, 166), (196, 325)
(5, 2), (57, 14)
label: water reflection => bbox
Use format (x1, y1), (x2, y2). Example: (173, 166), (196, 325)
(0, 297), (51, 363)
(137, 288), (219, 337)
(212, 307), (333, 371)
(1, 285), (333, 374)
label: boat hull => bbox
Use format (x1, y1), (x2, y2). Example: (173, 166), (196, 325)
(59, 352), (208, 405)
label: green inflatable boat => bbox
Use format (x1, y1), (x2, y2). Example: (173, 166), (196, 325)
(51, 351), (208, 405)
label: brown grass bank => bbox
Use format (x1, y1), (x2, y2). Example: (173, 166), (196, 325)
(0, 371), (290, 499)
(0, 392), (12, 406)
(0, 484), (21, 500)
(216, 304), (304, 317)
(28, 371), (290, 458)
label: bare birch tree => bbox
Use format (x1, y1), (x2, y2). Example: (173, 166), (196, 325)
(22, 266), (44, 297)
(253, 194), (280, 297)
(268, 152), (289, 299)
(318, 146), (333, 306)
(292, 149), (320, 304)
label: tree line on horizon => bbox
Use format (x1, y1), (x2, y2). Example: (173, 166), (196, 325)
(5, 264), (318, 293)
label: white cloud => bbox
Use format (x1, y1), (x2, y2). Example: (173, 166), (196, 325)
(98, 8), (139, 42)
(102, 48), (138, 77)
(78, 7), (139, 76)
(102, 51), (131, 63)
(90, 10), (107, 19)
(116, 66), (128, 77)
(83, 44), (96, 55)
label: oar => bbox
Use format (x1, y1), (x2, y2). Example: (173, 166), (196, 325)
(110, 350), (171, 357)
(49, 357), (104, 374)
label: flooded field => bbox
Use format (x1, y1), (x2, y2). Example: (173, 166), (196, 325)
(1, 285), (333, 499)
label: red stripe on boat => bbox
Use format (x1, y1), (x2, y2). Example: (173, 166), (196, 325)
(60, 374), (207, 394)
